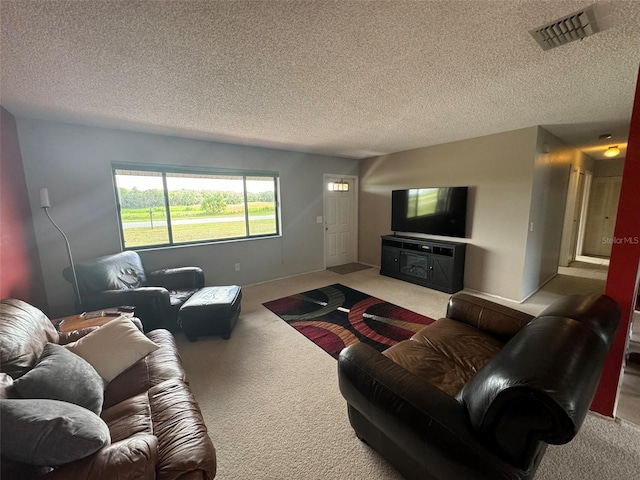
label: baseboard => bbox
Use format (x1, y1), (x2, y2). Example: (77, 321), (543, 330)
(242, 268), (327, 289)
(463, 287), (522, 305)
(519, 273), (558, 303)
(358, 261), (378, 268)
(243, 262), (379, 289)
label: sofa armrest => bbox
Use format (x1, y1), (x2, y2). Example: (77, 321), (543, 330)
(538, 293), (620, 345)
(0, 373), (17, 399)
(338, 343), (515, 479)
(39, 434), (158, 480)
(81, 288), (171, 331)
(458, 315), (615, 469)
(446, 293), (534, 342)
(147, 267), (204, 291)
(82, 288), (170, 311)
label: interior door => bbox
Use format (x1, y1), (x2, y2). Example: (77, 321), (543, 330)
(569, 172), (586, 261)
(324, 176), (357, 268)
(583, 176), (622, 257)
(559, 167), (581, 266)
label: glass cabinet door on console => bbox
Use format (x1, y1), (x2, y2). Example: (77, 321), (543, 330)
(400, 251), (431, 279)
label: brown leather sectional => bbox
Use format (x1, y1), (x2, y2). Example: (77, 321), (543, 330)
(0, 299), (216, 480)
(338, 292), (620, 480)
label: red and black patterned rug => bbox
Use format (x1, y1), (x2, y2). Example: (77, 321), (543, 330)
(263, 283), (435, 359)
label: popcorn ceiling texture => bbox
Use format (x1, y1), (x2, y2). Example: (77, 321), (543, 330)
(1, 0), (639, 159)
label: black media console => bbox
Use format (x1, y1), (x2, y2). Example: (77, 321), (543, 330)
(380, 235), (466, 293)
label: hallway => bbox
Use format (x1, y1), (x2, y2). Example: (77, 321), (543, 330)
(527, 261), (640, 426)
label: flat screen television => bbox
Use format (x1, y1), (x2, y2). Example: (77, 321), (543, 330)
(391, 187), (468, 238)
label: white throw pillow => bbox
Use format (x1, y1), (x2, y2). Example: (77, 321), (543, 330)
(66, 316), (159, 382)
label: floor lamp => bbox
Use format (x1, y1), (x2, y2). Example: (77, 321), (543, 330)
(39, 187), (83, 312)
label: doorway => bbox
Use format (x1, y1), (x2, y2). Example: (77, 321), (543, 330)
(582, 176), (623, 258)
(323, 175), (358, 268)
(559, 167), (586, 266)
(561, 171), (623, 265)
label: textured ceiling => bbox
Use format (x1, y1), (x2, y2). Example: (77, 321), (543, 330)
(1, 1), (639, 160)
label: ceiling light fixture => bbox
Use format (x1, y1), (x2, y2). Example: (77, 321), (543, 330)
(604, 146), (620, 158)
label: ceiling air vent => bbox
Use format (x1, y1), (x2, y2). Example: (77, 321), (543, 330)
(529, 4), (600, 51)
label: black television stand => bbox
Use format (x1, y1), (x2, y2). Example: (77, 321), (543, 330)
(380, 235), (466, 293)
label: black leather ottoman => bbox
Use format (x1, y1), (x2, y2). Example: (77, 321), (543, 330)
(179, 285), (242, 341)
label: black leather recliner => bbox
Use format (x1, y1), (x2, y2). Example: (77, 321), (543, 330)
(338, 293), (620, 480)
(63, 251), (204, 332)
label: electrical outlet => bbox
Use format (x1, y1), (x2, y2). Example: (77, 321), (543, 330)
(234, 263), (240, 271)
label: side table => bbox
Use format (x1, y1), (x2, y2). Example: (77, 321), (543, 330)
(53, 310), (134, 333)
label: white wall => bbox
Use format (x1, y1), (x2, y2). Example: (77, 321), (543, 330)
(520, 128), (573, 299)
(16, 118), (358, 317)
(359, 127), (539, 301)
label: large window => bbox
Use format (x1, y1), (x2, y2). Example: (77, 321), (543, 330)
(113, 165), (280, 249)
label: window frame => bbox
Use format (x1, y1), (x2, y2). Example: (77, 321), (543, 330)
(112, 163), (281, 250)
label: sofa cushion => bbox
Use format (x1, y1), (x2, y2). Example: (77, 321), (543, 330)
(66, 316), (159, 382)
(101, 392), (153, 442)
(383, 319), (504, 396)
(0, 398), (111, 466)
(102, 329), (186, 409)
(13, 343), (104, 414)
(169, 289), (198, 307)
(0, 298), (59, 379)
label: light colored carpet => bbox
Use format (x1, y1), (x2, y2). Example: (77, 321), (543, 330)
(175, 268), (640, 479)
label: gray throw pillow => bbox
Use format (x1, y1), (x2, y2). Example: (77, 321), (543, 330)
(13, 343), (104, 414)
(0, 398), (111, 466)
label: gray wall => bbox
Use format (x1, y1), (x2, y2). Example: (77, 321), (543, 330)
(16, 118), (358, 317)
(358, 127), (538, 301)
(358, 126), (591, 302)
(593, 158), (625, 177)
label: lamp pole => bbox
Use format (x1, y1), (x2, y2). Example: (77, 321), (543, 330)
(39, 188), (83, 312)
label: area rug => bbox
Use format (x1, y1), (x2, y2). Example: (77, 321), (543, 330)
(263, 283), (435, 358)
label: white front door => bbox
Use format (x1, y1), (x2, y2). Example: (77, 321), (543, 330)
(324, 175), (358, 268)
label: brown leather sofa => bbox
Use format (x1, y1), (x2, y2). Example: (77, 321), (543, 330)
(0, 298), (216, 480)
(63, 250), (205, 332)
(338, 292), (620, 480)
